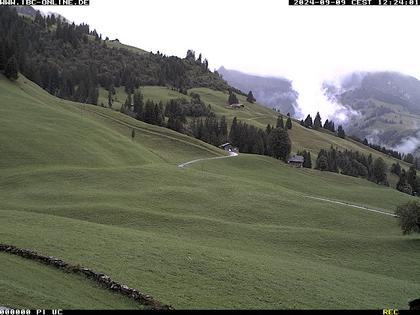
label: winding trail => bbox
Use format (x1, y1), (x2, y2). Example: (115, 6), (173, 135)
(179, 152), (397, 218)
(303, 195), (397, 217)
(178, 152), (238, 168)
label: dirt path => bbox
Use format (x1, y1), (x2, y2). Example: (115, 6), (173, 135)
(178, 154), (397, 218)
(178, 152), (238, 168)
(304, 195), (397, 217)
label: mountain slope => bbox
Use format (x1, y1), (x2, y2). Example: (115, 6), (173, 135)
(1, 75), (419, 309)
(218, 66), (298, 116)
(324, 72), (420, 155)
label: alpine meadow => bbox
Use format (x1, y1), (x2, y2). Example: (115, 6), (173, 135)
(1, 3), (420, 311)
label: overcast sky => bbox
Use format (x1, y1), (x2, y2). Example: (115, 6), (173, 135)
(38, 0), (420, 119)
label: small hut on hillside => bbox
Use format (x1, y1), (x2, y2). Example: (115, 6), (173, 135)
(219, 143), (238, 153)
(287, 154), (304, 168)
(228, 103), (244, 109)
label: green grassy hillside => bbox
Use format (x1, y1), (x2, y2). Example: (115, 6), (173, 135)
(100, 85), (411, 175)
(0, 253), (144, 309)
(1, 75), (419, 309)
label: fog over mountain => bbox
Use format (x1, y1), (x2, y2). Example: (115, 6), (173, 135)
(217, 66), (420, 155)
(322, 71), (420, 155)
(218, 67), (299, 116)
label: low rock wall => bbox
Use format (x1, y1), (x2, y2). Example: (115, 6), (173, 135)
(0, 244), (173, 310)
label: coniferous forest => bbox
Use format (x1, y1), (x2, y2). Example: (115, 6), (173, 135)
(0, 7), (233, 104)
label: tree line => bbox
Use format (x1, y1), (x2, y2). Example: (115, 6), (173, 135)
(315, 146), (389, 186)
(391, 162), (420, 196)
(349, 136), (410, 163)
(300, 112), (346, 139)
(299, 111), (419, 167)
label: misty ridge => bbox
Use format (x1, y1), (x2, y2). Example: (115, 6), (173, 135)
(220, 67), (420, 156)
(217, 66), (299, 116)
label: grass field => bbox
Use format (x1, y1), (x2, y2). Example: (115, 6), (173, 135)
(0, 253), (144, 309)
(1, 75), (419, 309)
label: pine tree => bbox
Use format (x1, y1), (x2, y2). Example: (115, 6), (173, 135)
(219, 116), (228, 142)
(107, 87), (113, 108)
(304, 114), (313, 128)
(143, 100), (155, 124)
(4, 55), (18, 81)
(266, 124), (272, 135)
(391, 163), (402, 176)
(229, 117), (240, 145)
(0, 43), (6, 72)
(286, 117), (292, 130)
(337, 125), (346, 139)
(302, 151), (312, 168)
(407, 166), (417, 194)
(276, 115), (284, 129)
(315, 150), (329, 171)
(267, 128), (291, 161)
(246, 91), (256, 103)
(133, 90), (144, 118)
(373, 157), (387, 184)
(397, 170), (413, 195)
(404, 153), (414, 164)
(122, 93), (132, 112)
(306, 152), (312, 168)
(314, 112), (322, 129)
(228, 91), (239, 105)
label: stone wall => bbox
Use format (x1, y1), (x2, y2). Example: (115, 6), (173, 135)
(0, 244), (173, 310)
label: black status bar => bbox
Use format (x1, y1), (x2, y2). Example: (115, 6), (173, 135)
(290, 0), (420, 5)
(0, 0), (89, 5)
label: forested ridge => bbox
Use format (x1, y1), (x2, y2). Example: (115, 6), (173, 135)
(0, 6), (232, 104)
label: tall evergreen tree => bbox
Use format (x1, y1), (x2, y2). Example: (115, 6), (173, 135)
(229, 117), (240, 145)
(143, 99), (155, 124)
(286, 116), (292, 130)
(133, 90), (144, 117)
(276, 115), (284, 129)
(337, 125), (346, 139)
(228, 91), (239, 105)
(107, 86), (113, 108)
(267, 128), (291, 161)
(0, 43), (6, 72)
(304, 114), (313, 128)
(4, 55), (18, 80)
(316, 155), (329, 171)
(391, 162), (402, 176)
(306, 151), (312, 168)
(219, 116), (228, 142)
(397, 169), (412, 195)
(372, 157), (387, 184)
(314, 112), (322, 129)
(407, 166), (418, 194)
(246, 91), (256, 103)
(122, 93), (132, 112)
(404, 153), (415, 164)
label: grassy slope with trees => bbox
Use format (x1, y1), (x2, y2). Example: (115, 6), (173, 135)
(99, 85), (412, 187)
(1, 74), (420, 309)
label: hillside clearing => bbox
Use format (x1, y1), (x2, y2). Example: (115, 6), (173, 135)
(1, 75), (419, 309)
